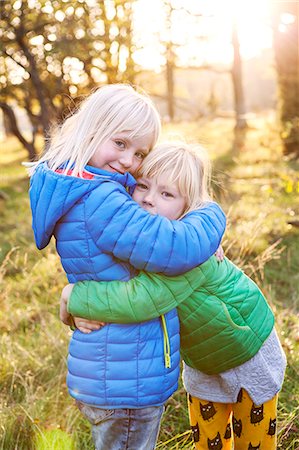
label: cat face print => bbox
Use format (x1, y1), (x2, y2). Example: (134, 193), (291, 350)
(250, 403), (264, 424)
(267, 418), (276, 436)
(232, 416), (242, 437)
(191, 422), (200, 443)
(237, 389), (243, 403)
(248, 443), (260, 450)
(200, 401), (217, 420)
(207, 432), (223, 450)
(224, 423), (231, 439)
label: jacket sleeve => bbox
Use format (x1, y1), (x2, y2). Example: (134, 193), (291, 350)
(85, 182), (226, 275)
(68, 264), (207, 322)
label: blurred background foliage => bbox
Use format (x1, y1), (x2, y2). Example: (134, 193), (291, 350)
(0, 0), (299, 159)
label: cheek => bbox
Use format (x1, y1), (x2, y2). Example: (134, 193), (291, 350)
(172, 200), (186, 219)
(131, 160), (143, 174)
(132, 190), (142, 205)
(156, 202), (175, 219)
(88, 151), (103, 167)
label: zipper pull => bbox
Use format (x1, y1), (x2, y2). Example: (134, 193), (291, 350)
(165, 353), (171, 369)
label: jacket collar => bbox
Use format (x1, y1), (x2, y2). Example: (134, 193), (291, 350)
(85, 165), (136, 193)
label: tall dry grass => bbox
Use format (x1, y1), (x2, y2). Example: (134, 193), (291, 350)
(1, 118), (298, 449)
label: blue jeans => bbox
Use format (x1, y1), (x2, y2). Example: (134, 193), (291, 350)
(77, 401), (164, 450)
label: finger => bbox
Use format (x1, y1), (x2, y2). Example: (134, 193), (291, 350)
(77, 327), (92, 334)
(82, 319), (105, 325)
(75, 320), (102, 330)
(75, 318), (103, 327)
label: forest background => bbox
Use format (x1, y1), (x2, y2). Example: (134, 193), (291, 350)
(0, 0), (299, 449)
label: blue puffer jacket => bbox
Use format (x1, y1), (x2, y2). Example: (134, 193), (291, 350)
(29, 162), (226, 409)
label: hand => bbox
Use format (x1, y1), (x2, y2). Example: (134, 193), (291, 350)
(60, 283), (106, 333)
(60, 283), (75, 326)
(73, 317), (106, 334)
(215, 245), (224, 262)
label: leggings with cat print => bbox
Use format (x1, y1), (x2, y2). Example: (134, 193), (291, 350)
(188, 389), (278, 450)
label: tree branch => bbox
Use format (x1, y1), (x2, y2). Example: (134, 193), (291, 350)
(3, 49), (28, 72)
(0, 102), (37, 160)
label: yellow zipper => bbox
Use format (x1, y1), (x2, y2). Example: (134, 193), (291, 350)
(160, 315), (171, 368)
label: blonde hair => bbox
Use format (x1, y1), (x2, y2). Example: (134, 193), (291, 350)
(136, 141), (212, 217)
(27, 84), (161, 176)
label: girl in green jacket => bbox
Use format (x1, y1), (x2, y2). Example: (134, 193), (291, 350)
(60, 142), (286, 450)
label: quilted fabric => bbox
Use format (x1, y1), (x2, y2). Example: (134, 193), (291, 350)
(69, 256), (275, 375)
(29, 162), (226, 408)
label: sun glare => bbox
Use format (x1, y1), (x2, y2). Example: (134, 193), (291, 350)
(133, 0), (272, 70)
(215, 0), (272, 59)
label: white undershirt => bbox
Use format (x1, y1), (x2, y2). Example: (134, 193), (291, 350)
(182, 328), (287, 405)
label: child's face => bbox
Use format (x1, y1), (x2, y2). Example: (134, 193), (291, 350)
(133, 173), (186, 220)
(88, 132), (153, 175)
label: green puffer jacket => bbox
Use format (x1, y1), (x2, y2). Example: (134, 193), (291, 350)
(68, 256), (275, 374)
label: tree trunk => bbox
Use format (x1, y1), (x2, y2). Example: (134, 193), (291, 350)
(15, 22), (52, 139)
(231, 20), (247, 130)
(162, 0), (176, 121)
(0, 103), (37, 161)
(166, 43), (175, 121)
(3, 112), (13, 137)
(272, 2), (299, 158)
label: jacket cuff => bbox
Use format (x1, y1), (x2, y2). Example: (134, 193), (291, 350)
(68, 283), (91, 319)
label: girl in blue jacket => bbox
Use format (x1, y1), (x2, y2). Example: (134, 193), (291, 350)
(62, 142), (286, 450)
(28, 84), (226, 450)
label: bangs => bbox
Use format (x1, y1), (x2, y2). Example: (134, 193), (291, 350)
(139, 144), (191, 185)
(140, 156), (182, 186)
(120, 102), (160, 144)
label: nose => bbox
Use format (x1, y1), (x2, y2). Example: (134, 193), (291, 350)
(143, 191), (154, 206)
(119, 152), (134, 169)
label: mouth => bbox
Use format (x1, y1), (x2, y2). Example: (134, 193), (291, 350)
(108, 165), (124, 174)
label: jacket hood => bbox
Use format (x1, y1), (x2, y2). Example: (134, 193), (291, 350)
(29, 162), (136, 249)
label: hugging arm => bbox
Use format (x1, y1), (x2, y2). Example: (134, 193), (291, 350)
(67, 263), (208, 323)
(86, 183), (226, 276)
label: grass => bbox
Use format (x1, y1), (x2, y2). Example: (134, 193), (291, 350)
(0, 116), (298, 449)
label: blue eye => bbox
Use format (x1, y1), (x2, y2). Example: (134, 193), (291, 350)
(115, 140), (125, 149)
